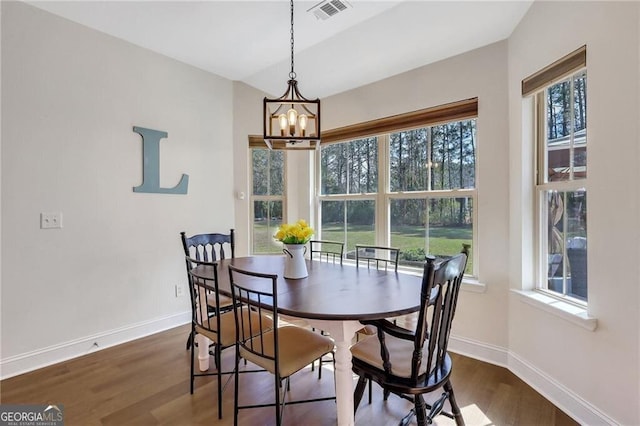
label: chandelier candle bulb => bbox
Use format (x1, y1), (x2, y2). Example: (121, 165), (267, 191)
(299, 114), (308, 136)
(279, 114), (288, 136)
(287, 108), (298, 136)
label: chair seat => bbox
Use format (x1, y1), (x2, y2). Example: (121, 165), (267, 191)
(206, 292), (233, 309)
(240, 326), (334, 378)
(278, 314), (309, 327)
(197, 309), (273, 348)
(352, 333), (437, 379)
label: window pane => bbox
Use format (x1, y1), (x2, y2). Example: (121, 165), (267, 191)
(573, 71), (587, 179)
(346, 200), (375, 254)
(546, 80), (571, 182)
(252, 200), (283, 254)
(269, 151), (284, 196)
(252, 149), (284, 196)
(320, 200), (345, 242)
(321, 144), (347, 194)
(573, 71), (587, 133)
(546, 74), (587, 183)
(544, 190), (587, 301)
(320, 138), (377, 195)
(431, 121), (476, 190)
(390, 197), (473, 273)
(320, 199), (375, 257)
(566, 191), (587, 300)
(390, 129), (428, 192)
(390, 198), (428, 266)
(348, 138), (378, 193)
(252, 150), (268, 195)
(547, 80), (571, 141)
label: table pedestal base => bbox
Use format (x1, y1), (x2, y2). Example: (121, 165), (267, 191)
(307, 319), (362, 426)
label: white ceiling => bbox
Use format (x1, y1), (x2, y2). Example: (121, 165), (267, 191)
(28, 1), (533, 98)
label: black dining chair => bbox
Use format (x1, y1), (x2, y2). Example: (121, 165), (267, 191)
(186, 257), (272, 419)
(228, 265), (336, 425)
(180, 230), (235, 350)
(310, 240), (344, 264)
(351, 252), (468, 426)
(355, 244), (399, 272)
(181, 229), (235, 262)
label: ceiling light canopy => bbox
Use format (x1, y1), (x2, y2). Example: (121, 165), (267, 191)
(263, 0), (321, 150)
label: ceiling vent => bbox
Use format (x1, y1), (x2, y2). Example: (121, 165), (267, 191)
(307, 0), (352, 21)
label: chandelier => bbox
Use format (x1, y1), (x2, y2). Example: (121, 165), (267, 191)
(263, 0), (321, 150)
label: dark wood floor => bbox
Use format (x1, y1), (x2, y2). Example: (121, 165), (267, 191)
(1, 324), (578, 425)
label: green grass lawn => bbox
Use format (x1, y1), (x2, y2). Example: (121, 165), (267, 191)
(253, 222), (473, 273)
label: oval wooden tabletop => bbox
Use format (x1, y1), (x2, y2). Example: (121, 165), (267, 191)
(192, 255), (425, 321)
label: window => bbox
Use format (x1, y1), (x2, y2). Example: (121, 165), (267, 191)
(317, 99), (477, 275)
(251, 148), (285, 254)
(319, 138), (378, 250)
(524, 46), (588, 302)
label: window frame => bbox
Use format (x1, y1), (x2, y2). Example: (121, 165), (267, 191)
(526, 47), (588, 304)
(315, 99), (479, 277)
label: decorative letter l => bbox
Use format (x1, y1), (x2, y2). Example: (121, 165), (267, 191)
(133, 126), (189, 194)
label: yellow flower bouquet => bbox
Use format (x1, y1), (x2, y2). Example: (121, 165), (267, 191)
(274, 219), (314, 245)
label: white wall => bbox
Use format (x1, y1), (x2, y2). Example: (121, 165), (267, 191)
(508, 2), (639, 425)
(232, 81), (262, 256)
(1, 2), (235, 376)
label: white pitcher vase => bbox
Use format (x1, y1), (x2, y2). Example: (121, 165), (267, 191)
(283, 244), (308, 279)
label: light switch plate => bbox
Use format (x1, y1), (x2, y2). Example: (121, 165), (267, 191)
(41, 212), (63, 229)
(175, 284), (185, 297)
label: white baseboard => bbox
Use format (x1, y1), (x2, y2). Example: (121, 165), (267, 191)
(0, 310), (191, 380)
(508, 351), (617, 425)
(449, 334), (617, 426)
(449, 334), (509, 367)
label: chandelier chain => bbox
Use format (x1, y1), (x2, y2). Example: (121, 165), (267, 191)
(289, 0), (296, 80)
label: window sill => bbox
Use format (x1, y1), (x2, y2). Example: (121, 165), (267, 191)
(512, 289), (597, 331)
(461, 277), (487, 293)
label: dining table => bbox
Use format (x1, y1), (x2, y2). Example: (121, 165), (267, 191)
(192, 255), (425, 426)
